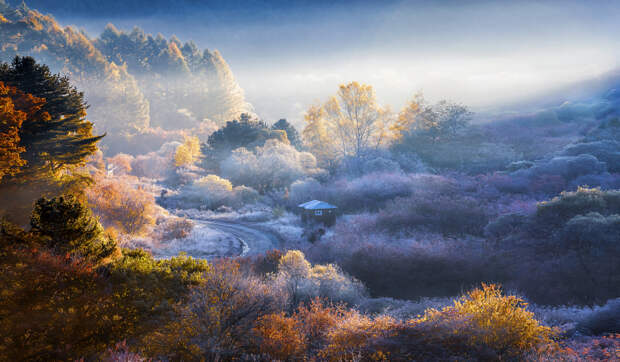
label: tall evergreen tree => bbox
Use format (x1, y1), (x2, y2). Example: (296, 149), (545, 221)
(0, 56), (103, 176)
(30, 195), (116, 262)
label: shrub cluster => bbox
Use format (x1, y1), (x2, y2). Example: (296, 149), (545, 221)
(252, 284), (557, 361)
(164, 174), (260, 210)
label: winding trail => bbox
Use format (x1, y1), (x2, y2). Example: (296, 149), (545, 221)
(157, 212), (283, 259)
(199, 219), (282, 256)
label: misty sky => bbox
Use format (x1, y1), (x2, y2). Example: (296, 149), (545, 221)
(31, 0), (620, 125)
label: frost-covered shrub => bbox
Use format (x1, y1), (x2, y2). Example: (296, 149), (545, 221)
(233, 185), (260, 206)
(357, 297), (452, 320)
(289, 178), (326, 206)
(142, 259), (282, 359)
(220, 147), (258, 186)
(529, 174), (568, 195)
(376, 194), (489, 236)
(485, 172), (530, 194)
(464, 142), (521, 173)
(535, 187), (620, 229)
(131, 152), (173, 179)
(390, 152), (428, 173)
(395, 128), (520, 173)
(484, 213), (529, 239)
(408, 173), (458, 194)
(361, 157), (403, 175)
(106, 153), (134, 175)
(557, 213), (620, 299)
(191, 174), (233, 200)
(329, 172), (415, 212)
(491, 153), (612, 195)
(156, 217), (194, 242)
(221, 140), (324, 192)
(576, 298), (620, 335)
(506, 160), (535, 172)
(166, 175), (260, 210)
(561, 212), (620, 249)
(561, 140), (620, 172)
(569, 172), (620, 190)
(515, 154), (606, 182)
(291, 172), (458, 212)
(584, 117), (620, 142)
(512, 247), (619, 305)
(305, 228), (499, 301)
(338, 243), (495, 300)
(272, 250), (366, 306)
(130, 141), (180, 179)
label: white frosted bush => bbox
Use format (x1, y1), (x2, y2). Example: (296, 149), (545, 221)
(362, 157), (402, 174)
(272, 250), (366, 306)
(221, 139), (325, 192)
(168, 174), (260, 210)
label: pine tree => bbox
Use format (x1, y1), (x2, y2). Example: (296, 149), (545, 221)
(30, 195), (116, 262)
(0, 56), (104, 176)
(272, 119), (301, 150)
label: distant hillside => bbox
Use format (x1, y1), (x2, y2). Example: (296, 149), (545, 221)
(0, 1), (253, 152)
(0, 1), (150, 138)
(95, 24), (252, 129)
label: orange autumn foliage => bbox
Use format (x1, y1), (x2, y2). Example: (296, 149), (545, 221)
(0, 81), (47, 181)
(254, 285), (558, 361)
(319, 313), (398, 361)
(86, 174), (157, 236)
(254, 312), (307, 360)
(0, 82), (25, 180)
(254, 298), (394, 360)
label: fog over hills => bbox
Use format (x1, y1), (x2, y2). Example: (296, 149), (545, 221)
(0, 1), (252, 153)
(13, 0), (620, 125)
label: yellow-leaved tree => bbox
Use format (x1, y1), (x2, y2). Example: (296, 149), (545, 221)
(302, 104), (335, 168)
(391, 92), (424, 141)
(395, 93), (472, 143)
(174, 136), (202, 167)
(302, 82), (392, 166)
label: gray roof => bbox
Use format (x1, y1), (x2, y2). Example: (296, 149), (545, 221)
(298, 200), (337, 210)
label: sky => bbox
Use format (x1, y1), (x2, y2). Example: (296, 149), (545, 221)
(25, 0), (620, 125)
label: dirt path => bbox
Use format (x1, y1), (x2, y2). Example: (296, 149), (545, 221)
(153, 213), (283, 259)
(200, 219), (282, 256)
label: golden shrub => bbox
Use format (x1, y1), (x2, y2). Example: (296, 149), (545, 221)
(254, 312), (307, 360)
(418, 283), (557, 357)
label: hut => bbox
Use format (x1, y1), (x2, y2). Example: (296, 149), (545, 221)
(298, 200), (337, 226)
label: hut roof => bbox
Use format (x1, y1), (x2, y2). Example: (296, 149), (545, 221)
(298, 200), (337, 210)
